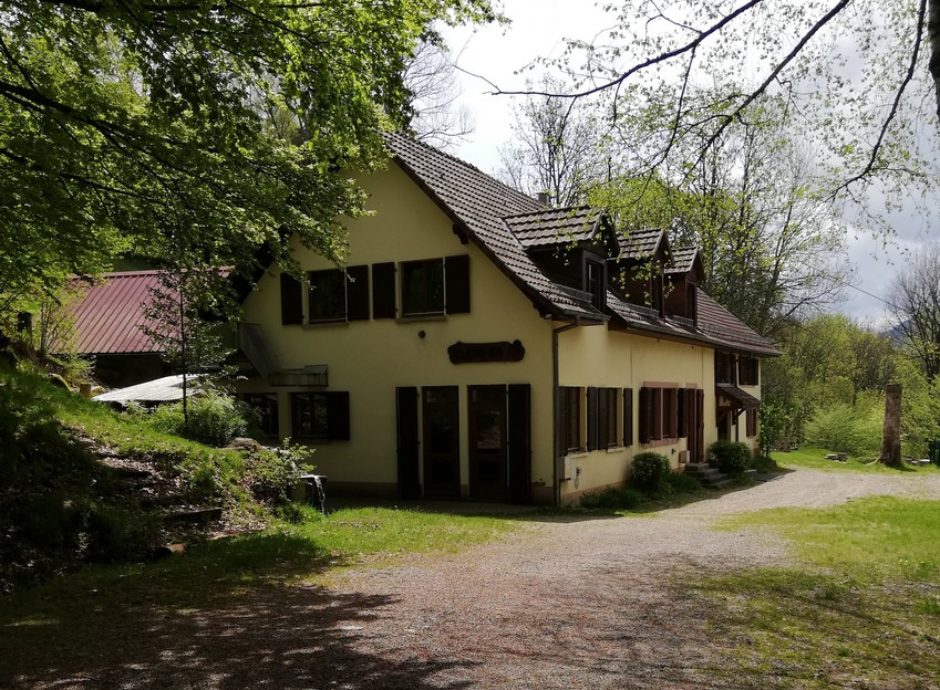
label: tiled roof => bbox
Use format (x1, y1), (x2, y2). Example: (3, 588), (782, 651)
(667, 246), (699, 274)
(696, 290), (779, 356)
(504, 206), (603, 248)
(67, 271), (163, 354)
(616, 229), (665, 260)
(383, 132), (602, 319)
(605, 289), (779, 356)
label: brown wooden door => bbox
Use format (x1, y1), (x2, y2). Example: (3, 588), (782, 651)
(469, 385), (508, 501)
(422, 386), (460, 499)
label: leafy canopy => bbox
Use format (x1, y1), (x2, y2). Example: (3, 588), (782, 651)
(0, 0), (495, 313)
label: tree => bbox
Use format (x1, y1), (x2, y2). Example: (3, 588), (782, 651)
(0, 1), (495, 319)
(499, 79), (608, 207)
(405, 38), (474, 149)
(141, 264), (233, 428)
(890, 242), (940, 381)
(495, 1), (939, 214)
(592, 100), (849, 335)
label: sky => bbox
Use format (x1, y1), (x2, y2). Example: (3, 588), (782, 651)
(437, 0), (934, 326)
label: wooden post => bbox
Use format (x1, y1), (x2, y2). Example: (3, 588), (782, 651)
(879, 383), (902, 467)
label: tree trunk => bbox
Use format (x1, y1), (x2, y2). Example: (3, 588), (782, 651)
(931, 0), (940, 127)
(879, 383), (902, 467)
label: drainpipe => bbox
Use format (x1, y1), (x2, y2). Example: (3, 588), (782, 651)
(552, 318), (581, 506)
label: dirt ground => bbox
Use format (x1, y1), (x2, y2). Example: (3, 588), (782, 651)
(5, 469), (940, 690)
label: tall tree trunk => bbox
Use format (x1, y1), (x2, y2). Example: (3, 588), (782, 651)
(879, 383), (902, 467)
(930, 0), (940, 127)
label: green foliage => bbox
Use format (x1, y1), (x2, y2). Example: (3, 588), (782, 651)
(771, 446), (934, 474)
(660, 470), (703, 495)
(894, 355), (940, 458)
(0, 0), (496, 322)
(708, 441), (752, 475)
(243, 441), (315, 505)
(630, 452), (671, 493)
(804, 394), (882, 457)
(757, 396), (788, 458)
(148, 390), (252, 447)
(581, 487), (644, 510)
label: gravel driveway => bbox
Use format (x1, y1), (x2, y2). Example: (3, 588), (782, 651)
(8, 469), (940, 690)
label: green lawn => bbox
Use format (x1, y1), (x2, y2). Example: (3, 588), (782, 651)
(699, 497), (940, 688)
(773, 446), (938, 474)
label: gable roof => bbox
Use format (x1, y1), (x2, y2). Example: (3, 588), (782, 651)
(615, 228), (668, 261)
(383, 132), (602, 320)
(503, 206), (604, 249)
(383, 132), (776, 355)
(67, 270), (162, 355)
(666, 246), (699, 274)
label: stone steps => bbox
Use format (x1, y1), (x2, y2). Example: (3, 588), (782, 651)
(684, 463), (734, 489)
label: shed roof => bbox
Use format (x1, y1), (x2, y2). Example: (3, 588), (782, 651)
(93, 374), (203, 404)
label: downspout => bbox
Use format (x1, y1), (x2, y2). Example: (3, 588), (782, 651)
(552, 318), (581, 506)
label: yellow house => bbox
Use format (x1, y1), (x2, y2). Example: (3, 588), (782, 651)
(234, 133), (778, 505)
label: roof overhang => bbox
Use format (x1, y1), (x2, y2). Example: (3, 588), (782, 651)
(716, 384), (761, 410)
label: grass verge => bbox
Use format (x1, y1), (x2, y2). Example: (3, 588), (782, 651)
(772, 446), (937, 474)
(696, 497), (940, 688)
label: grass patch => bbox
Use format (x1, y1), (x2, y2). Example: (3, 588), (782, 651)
(697, 497), (940, 688)
(772, 446), (936, 474)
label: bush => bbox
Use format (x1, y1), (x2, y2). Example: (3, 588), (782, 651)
(708, 441), (752, 475)
(149, 390), (252, 447)
(662, 471), (702, 495)
(581, 487), (643, 510)
(631, 452), (670, 493)
(244, 441), (315, 505)
(804, 397), (881, 457)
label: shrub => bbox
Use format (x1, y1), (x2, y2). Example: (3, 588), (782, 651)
(662, 471), (702, 495)
(149, 390), (252, 447)
(581, 487), (643, 510)
(708, 441), (752, 475)
(631, 452), (670, 493)
(244, 441), (315, 505)
(804, 397), (881, 457)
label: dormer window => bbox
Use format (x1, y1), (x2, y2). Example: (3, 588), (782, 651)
(585, 258), (606, 310)
(650, 273), (664, 317)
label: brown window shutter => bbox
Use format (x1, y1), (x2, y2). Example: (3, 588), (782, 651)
(326, 391), (350, 440)
(623, 388), (633, 446)
(444, 254), (470, 314)
(371, 262), (396, 319)
(652, 388), (663, 440)
(676, 388), (689, 438)
(346, 265), (370, 321)
(586, 387), (599, 451)
(638, 387), (650, 443)
(280, 273), (303, 325)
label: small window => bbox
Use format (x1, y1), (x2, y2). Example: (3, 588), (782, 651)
(585, 259), (606, 310)
(650, 273), (664, 316)
(739, 357), (759, 386)
(241, 393), (279, 437)
(716, 352), (736, 385)
(290, 391), (350, 440)
(401, 259), (445, 316)
(639, 386), (664, 443)
(560, 386), (581, 453)
(308, 269), (346, 322)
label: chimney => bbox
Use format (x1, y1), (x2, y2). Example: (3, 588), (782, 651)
(536, 191), (551, 206)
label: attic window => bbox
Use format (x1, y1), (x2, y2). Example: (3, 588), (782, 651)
(585, 259), (605, 310)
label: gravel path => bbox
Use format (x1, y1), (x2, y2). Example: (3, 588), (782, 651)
(8, 469), (940, 690)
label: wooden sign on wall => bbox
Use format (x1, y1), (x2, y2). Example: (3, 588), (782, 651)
(447, 340), (525, 364)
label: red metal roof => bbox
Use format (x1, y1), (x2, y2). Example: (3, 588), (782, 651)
(69, 270), (163, 354)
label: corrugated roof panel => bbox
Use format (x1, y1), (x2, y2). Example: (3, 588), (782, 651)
(68, 271), (163, 354)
